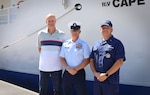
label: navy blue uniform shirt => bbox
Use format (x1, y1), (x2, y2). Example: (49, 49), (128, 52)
(90, 36), (126, 84)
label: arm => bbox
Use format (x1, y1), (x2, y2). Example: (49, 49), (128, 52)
(74, 58), (90, 71)
(60, 57), (68, 68)
(90, 58), (123, 82)
(38, 47), (41, 53)
(90, 58), (100, 79)
(106, 40), (125, 76)
(74, 42), (90, 71)
(60, 57), (77, 75)
(99, 58), (124, 82)
(106, 58), (124, 76)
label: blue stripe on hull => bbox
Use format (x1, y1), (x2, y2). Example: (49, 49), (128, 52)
(0, 69), (150, 95)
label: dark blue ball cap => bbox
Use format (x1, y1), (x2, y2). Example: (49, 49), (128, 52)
(100, 20), (113, 27)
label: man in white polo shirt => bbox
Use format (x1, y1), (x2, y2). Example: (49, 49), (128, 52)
(37, 13), (66, 95)
(59, 21), (90, 95)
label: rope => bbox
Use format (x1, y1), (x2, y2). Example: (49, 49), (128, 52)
(0, 7), (75, 51)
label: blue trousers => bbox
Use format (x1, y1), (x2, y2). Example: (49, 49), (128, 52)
(93, 77), (119, 95)
(62, 69), (86, 95)
(39, 70), (62, 95)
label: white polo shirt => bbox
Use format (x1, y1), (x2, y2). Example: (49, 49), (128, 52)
(38, 28), (65, 72)
(59, 38), (90, 67)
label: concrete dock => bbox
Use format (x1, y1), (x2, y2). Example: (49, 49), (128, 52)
(0, 80), (38, 95)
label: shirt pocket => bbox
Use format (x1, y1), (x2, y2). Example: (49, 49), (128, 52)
(75, 48), (84, 57)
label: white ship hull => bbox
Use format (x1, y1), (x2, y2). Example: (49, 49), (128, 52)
(0, 0), (150, 94)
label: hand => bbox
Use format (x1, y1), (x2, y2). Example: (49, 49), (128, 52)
(67, 67), (77, 75)
(94, 72), (100, 79)
(97, 73), (107, 82)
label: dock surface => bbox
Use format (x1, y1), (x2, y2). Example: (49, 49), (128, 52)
(0, 80), (38, 95)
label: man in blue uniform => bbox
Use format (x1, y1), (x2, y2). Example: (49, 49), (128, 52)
(59, 21), (90, 95)
(90, 20), (126, 95)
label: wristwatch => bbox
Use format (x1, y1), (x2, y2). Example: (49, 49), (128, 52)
(105, 73), (109, 77)
(65, 66), (69, 71)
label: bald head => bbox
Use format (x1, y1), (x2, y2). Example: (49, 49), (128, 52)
(45, 13), (56, 27)
(46, 14), (56, 20)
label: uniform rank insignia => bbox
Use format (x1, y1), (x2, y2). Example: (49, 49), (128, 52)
(76, 43), (82, 49)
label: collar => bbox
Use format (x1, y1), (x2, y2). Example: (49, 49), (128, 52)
(46, 28), (58, 34)
(103, 35), (114, 42)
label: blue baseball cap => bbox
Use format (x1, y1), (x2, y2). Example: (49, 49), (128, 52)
(100, 20), (113, 27)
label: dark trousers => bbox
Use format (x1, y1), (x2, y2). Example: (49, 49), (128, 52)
(39, 70), (62, 95)
(62, 69), (86, 95)
(93, 77), (119, 95)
